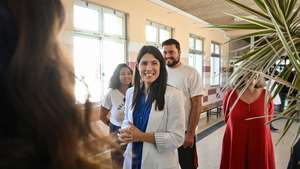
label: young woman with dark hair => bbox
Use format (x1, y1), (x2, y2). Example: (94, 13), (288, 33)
(0, 0), (110, 169)
(108, 64), (133, 90)
(119, 45), (185, 169)
(100, 63), (132, 169)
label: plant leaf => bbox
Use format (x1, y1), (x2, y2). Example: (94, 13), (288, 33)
(212, 23), (267, 30)
(225, 0), (270, 19)
(225, 13), (276, 30)
(228, 30), (275, 43)
(262, 0), (300, 74)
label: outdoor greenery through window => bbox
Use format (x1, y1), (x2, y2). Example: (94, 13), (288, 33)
(73, 1), (126, 103)
(210, 42), (221, 86)
(188, 34), (203, 82)
(145, 21), (172, 48)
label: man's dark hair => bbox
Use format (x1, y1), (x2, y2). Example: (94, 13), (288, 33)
(162, 38), (181, 51)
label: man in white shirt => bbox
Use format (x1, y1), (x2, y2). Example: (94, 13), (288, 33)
(162, 38), (203, 169)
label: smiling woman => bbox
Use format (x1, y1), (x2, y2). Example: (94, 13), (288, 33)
(119, 45), (185, 169)
(138, 53), (160, 89)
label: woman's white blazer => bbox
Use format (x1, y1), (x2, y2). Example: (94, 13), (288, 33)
(122, 86), (185, 169)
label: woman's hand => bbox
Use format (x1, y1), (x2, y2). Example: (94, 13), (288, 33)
(118, 123), (143, 144)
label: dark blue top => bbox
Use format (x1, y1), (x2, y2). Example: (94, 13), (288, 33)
(132, 92), (152, 169)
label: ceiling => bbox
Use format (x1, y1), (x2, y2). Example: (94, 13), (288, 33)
(160, 0), (300, 38)
(161, 0), (264, 38)
(161, 0), (259, 25)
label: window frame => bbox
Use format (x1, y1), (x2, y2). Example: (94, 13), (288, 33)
(210, 41), (221, 86)
(188, 34), (204, 85)
(145, 20), (173, 48)
(73, 0), (128, 103)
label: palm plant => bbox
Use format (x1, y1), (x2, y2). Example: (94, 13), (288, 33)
(213, 0), (300, 143)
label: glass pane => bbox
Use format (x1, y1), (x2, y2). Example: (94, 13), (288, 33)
(74, 5), (99, 32)
(195, 54), (203, 76)
(210, 59), (214, 85)
(215, 44), (220, 54)
(189, 37), (194, 49)
(210, 57), (220, 85)
(195, 39), (202, 51)
(146, 25), (157, 43)
(213, 57), (220, 74)
(73, 36), (101, 103)
(211, 43), (214, 54)
(159, 29), (171, 44)
(103, 12), (123, 36)
(102, 39), (125, 95)
(188, 54), (194, 67)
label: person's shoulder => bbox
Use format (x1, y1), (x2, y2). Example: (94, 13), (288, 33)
(262, 88), (272, 98)
(181, 64), (199, 74)
(107, 88), (119, 95)
(104, 88), (114, 95)
(182, 64), (196, 70)
(166, 85), (183, 97)
(225, 88), (234, 93)
(110, 88), (119, 92)
(166, 85), (180, 92)
(223, 88), (236, 98)
(126, 87), (134, 95)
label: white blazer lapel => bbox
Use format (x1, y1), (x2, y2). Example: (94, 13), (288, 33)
(145, 102), (165, 132)
(142, 102), (165, 168)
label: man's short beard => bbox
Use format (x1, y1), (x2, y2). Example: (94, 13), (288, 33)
(166, 58), (180, 67)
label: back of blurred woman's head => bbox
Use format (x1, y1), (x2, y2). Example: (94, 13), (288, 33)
(0, 0), (109, 169)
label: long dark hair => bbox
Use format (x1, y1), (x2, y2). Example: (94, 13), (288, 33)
(0, 1), (108, 169)
(132, 46), (167, 112)
(109, 63), (132, 89)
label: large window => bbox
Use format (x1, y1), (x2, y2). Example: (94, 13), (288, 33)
(145, 21), (172, 47)
(188, 34), (203, 81)
(73, 2), (126, 103)
(210, 42), (221, 85)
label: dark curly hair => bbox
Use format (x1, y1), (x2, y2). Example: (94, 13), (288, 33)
(109, 63), (133, 89)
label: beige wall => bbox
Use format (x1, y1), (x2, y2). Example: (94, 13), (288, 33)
(61, 0), (230, 104)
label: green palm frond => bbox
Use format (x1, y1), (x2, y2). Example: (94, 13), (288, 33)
(224, 13), (276, 29)
(226, 0), (270, 19)
(285, 0), (298, 18)
(228, 30), (275, 43)
(264, 2), (300, 73)
(287, 4), (300, 24)
(254, 0), (268, 13)
(213, 0), (300, 143)
(213, 23), (268, 30)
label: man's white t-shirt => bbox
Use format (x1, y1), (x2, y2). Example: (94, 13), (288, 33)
(167, 64), (203, 129)
(102, 89), (125, 127)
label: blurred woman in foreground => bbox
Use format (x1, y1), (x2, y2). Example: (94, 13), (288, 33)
(0, 0), (109, 169)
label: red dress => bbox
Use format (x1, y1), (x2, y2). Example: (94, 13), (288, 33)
(220, 90), (276, 169)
